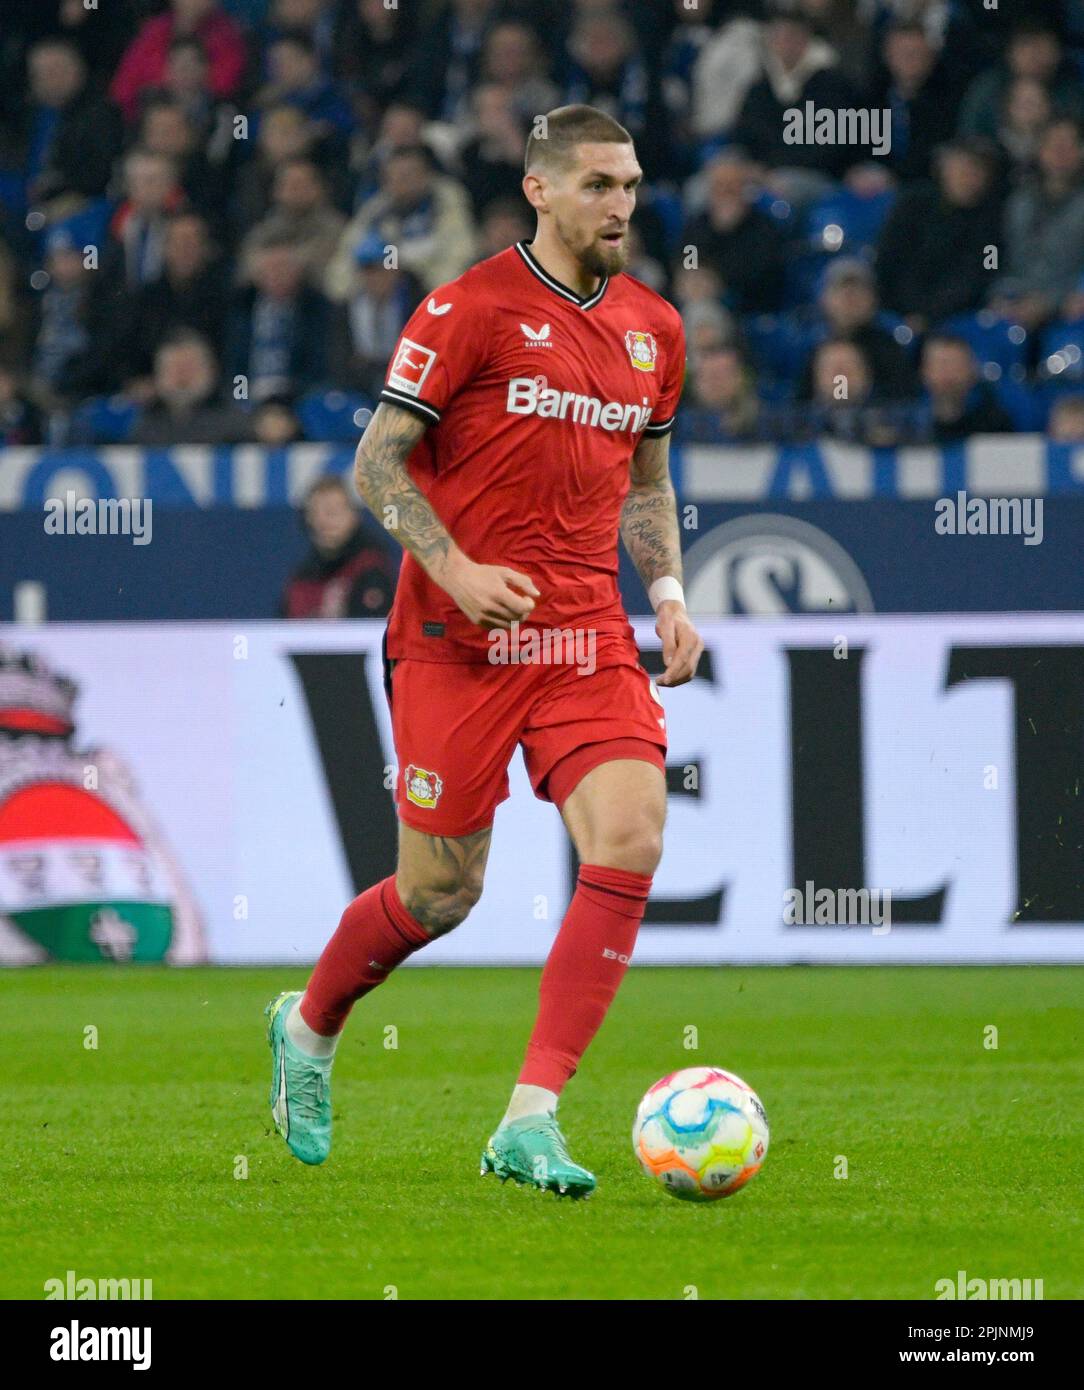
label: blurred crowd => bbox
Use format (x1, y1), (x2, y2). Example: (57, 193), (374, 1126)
(2, 0), (1084, 450)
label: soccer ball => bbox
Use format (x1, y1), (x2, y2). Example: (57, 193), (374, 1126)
(632, 1066), (769, 1201)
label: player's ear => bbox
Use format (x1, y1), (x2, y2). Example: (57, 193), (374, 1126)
(522, 171), (547, 213)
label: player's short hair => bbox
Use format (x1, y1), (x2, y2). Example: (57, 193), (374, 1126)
(524, 104), (633, 178)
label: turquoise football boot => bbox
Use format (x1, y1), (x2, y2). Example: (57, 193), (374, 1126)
(265, 991), (332, 1166)
(481, 1114), (596, 1198)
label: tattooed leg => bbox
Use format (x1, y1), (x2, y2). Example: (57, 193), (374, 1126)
(396, 823), (493, 937)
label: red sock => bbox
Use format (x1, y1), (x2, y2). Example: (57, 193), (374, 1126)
(300, 876), (431, 1035)
(518, 863), (652, 1093)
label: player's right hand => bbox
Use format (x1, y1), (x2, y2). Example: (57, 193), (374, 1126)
(444, 558), (540, 630)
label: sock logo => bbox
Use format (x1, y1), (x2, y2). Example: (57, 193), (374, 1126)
(602, 947), (631, 964)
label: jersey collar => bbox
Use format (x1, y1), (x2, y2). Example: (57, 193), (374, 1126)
(515, 240), (609, 311)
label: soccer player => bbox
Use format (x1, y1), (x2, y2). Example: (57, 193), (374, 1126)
(266, 105), (703, 1197)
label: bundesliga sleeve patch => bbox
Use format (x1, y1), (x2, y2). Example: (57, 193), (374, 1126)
(388, 339), (437, 398)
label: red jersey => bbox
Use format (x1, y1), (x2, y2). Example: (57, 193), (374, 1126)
(379, 240), (686, 662)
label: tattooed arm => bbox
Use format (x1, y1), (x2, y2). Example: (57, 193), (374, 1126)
(353, 401), (453, 579)
(620, 432), (703, 687)
(353, 402), (539, 629)
(620, 432), (684, 593)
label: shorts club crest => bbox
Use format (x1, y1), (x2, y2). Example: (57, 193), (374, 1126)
(404, 764), (444, 809)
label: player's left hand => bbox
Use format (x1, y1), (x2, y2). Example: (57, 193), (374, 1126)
(655, 600), (703, 687)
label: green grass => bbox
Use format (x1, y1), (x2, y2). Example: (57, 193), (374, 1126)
(1, 965), (1081, 1300)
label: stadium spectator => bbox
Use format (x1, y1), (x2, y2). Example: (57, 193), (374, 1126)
(112, 211), (229, 393)
(331, 0), (416, 124)
(684, 299), (737, 360)
(325, 145), (477, 300)
(1047, 394), (1084, 442)
(480, 21), (560, 123)
(799, 258), (917, 399)
(28, 231), (109, 404)
(679, 152), (787, 314)
(329, 233), (423, 397)
(228, 239), (329, 401)
(560, 12), (669, 180)
(23, 38), (123, 210)
(43, 0), (135, 84)
(251, 395), (305, 445)
(230, 104), (319, 241)
(103, 150), (188, 293)
(0, 364), (42, 446)
(131, 328), (249, 444)
(261, 0), (338, 70)
(957, 20), (1084, 144)
(405, 0), (501, 124)
(992, 118), (1084, 331)
(281, 476), (396, 619)
(458, 84), (529, 217)
(689, 345), (761, 439)
(661, 0), (756, 152)
(144, 37), (240, 180)
(672, 261), (725, 313)
(681, 2), (762, 141)
(475, 196), (533, 259)
(348, 101), (433, 208)
(733, 12), (862, 193)
(255, 31), (355, 143)
(876, 137), (1002, 332)
(623, 224), (667, 295)
(157, 35), (220, 125)
(808, 337), (877, 440)
(138, 97), (230, 224)
(871, 0), (988, 85)
(919, 334), (1013, 441)
(875, 22), (962, 183)
(995, 76), (1054, 179)
(793, 0), (874, 97)
(239, 157), (347, 286)
(110, 0), (248, 123)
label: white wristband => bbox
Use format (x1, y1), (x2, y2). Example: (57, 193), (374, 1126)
(648, 577), (685, 611)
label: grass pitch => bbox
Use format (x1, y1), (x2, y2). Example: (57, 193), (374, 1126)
(2, 964), (1081, 1300)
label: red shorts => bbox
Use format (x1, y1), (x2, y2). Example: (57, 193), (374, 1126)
(386, 637), (668, 837)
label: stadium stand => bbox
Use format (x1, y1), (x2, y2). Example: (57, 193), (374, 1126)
(1, 0), (1083, 449)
